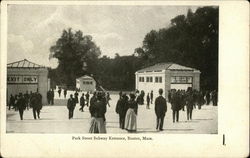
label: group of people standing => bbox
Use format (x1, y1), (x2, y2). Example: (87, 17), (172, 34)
(8, 91), (43, 120)
(168, 88), (218, 123)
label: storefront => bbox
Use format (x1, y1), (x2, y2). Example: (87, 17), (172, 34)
(7, 59), (49, 104)
(135, 62), (200, 100)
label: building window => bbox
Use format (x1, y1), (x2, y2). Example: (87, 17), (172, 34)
(150, 77), (153, 82)
(171, 76), (193, 84)
(159, 77), (162, 83)
(139, 77), (144, 82)
(146, 77), (149, 82)
(83, 81), (93, 85)
(155, 76), (162, 83)
(155, 77), (158, 83)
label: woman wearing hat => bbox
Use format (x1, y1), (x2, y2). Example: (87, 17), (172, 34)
(124, 93), (138, 132)
(89, 91), (107, 133)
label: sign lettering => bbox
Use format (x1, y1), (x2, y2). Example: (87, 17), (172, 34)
(7, 75), (38, 84)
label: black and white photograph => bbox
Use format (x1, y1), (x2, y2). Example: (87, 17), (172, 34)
(1, 1), (249, 157)
(5, 4), (219, 134)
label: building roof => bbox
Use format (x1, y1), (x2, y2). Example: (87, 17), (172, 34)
(136, 62), (199, 73)
(7, 59), (46, 68)
(77, 75), (94, 80)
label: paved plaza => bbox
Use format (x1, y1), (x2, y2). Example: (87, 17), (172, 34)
(6, 92), (218, 134)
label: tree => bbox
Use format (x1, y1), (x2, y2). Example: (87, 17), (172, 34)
(49, 28), (101, 87)
(134, 6), (218, 90)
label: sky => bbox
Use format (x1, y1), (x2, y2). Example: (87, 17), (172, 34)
(7, 5), (198, 68)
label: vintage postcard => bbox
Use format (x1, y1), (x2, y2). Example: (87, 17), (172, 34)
(0, 0), (249, 157)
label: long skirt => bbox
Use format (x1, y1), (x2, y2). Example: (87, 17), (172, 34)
(124, 108), (137, 132)
(89, 117), (106, 133)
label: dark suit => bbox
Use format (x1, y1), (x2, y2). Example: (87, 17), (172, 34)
(171, 93), (182, 122)
(67, 98), (76, 119)
(154, 96), (167, 130)
(186, 93), (194, 120)
(79, 96), (85, 111)
(115, 98), (128, 129)
(17, 97), (26, 120)
(30, 93), (42, 119)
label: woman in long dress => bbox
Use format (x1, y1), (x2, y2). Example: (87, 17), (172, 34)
(89, 92), (107, 133)
(124, 93), (138, 133)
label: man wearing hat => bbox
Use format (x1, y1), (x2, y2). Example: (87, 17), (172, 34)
(17, 93), (26, 120)
(154, 88), (167, 131)
(67, 94), (76, 119)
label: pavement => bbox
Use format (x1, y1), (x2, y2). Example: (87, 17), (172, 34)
(6, 92), (218, 134)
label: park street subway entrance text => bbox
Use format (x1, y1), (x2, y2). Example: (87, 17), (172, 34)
(72, 136), (153, 141)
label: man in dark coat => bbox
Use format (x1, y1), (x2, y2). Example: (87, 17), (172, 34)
(85, 92), (90, 107)
(58, 88), (62, 98)
(79, 93), (85, 112)
(146, 93), (150, 109)
(205, 91), (210, 105)
(47, 90), (51, 105)
(17, 93), (26, 120)
(89, 92), (97, 117)
(67, 94), (76, 119)
(9, 94), (15, 110)
(30, 92), (43, 119)
(212, 90), (218, 106)
(154, 88), (167, 131)
(171, 90), (182, 123)
(186, 90), (194, 120)
(51, 89), (54, 105)
(74, 91), (79, 104)
(115, 93), (128, 129)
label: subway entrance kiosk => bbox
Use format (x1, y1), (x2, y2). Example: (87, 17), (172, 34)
(7, 59), (49, 104)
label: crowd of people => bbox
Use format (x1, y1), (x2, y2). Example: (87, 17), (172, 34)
(8, 91), (43, 120)
(8, 87), (217, 134)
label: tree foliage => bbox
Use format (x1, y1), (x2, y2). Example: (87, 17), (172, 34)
(49, 6), (218, 91)
(134, 7), (218, 90)
(49, 28), (101, 86)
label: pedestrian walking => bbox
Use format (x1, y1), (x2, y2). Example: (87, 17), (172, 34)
(67, 94), (76, 119)
(51, 89), (54, 105)
(9, 94), (15, 110)
(58, 88), (62, 98)
(106, 92), (111, 107)
(212, 90), (218, 106)
(74, 91), (79, 104)
(89, 92), (107, 133)
(85, 92), (90, 107)
(24, 91), (30, 110)
(124, 93), (138, 133)
(14, 95), (18, 111)
(168, 90), (172, 103)
(146, 93), (150, 109)
(150, 90), (153, 104)
(154, 89), (167, 131)
(17, 93), (26, 120)
(64, 89), (67, 99)
(197, 91), (204, 109)
(30, 92), (42, 119)
(186, 90), (194, 120)
(171, 90), (181, 123)
(115, 93), (129, 129)
(47, 90), (51, 105)
(205, 91), (210, 105)
(79, 93), (85, 112)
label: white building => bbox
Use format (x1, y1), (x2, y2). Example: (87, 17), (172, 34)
(135, 62), (200, 100)
(76, 75), (96, 92)
(7, 59), (49, 104)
